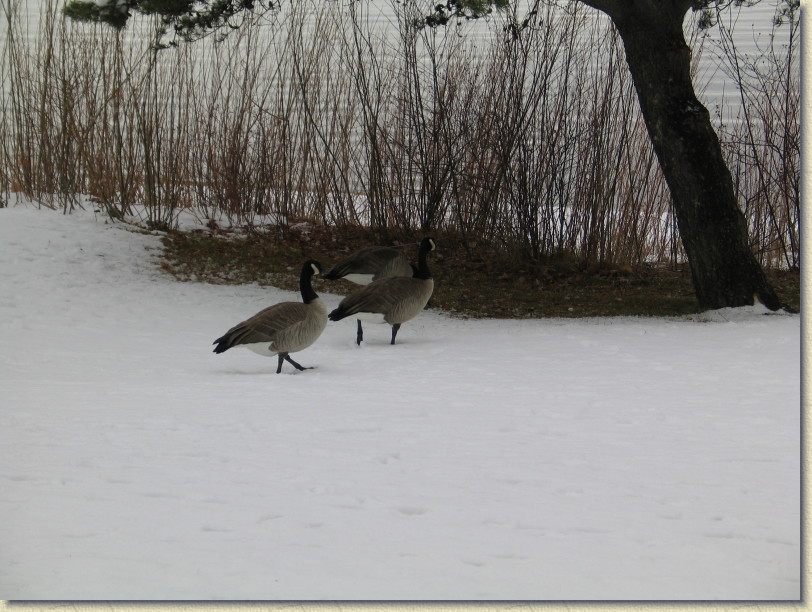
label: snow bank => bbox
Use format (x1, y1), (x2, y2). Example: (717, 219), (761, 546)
(0, 204), (801, 600)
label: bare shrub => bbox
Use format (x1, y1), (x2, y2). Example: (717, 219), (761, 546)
(0, 0), (799, 271)
(712, 0), (800, 268)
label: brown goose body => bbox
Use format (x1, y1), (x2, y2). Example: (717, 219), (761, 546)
(213, 260), (327, 373)
(332, 276), (434, 326)
(323, 246), (413, 285)
(329, 238), (435, 345)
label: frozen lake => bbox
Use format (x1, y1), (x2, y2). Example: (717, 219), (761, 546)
(5, 0), (796, 118)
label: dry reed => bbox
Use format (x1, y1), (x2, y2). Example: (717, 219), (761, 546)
(0, 0), (800, 269)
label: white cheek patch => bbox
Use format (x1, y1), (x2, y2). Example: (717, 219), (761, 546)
(354, 312), (387, 324)
(311, 263), (320, 275)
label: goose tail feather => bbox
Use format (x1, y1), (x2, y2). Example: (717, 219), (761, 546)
(328, 307), (347, 322)
(212, 334), (232, 353)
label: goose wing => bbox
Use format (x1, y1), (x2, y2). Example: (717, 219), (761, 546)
(325, 247), (409, 278)
(333, 277), (421, 317)
(216, 302), (310, 348)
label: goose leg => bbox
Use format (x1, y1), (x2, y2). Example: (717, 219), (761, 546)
(390, 323), (401, 345)
(283, 353), (312, 371)
(276, 354), (285, 374)
(356, 319), (364, 346)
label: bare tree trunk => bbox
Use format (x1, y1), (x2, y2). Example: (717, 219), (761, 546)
(587, 0), (784, 310)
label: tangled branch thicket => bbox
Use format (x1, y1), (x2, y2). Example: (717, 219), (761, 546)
(0, 0), (800, 268)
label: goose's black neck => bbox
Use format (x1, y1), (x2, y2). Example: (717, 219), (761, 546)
(300, 261), (320, 303)
(414, 238), (434, 280)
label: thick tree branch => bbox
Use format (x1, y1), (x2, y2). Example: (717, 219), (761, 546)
(577, 0), (696, 24)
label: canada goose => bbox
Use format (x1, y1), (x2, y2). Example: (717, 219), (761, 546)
(212, 260), (327, 373)
(322, 245), (414, 285)
(328, 237), (435, 345)
(323, 243), (416, 344)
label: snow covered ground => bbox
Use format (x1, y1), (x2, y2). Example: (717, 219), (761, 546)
(0, 203), (801, 600)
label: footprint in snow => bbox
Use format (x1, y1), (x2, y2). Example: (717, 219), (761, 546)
(397, 507), (428, 516)
(256, 514), (284, 524)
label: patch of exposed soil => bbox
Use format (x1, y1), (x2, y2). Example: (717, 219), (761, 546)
(159, 223), (800, 318)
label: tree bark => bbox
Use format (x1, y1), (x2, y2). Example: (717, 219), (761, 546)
(584, 0), (783, 310)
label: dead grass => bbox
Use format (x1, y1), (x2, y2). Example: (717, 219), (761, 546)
(159, 224), (800, 318)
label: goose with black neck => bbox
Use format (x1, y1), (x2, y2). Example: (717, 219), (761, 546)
(328, 237), (436, 346)
(212, 259), (327, 373)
